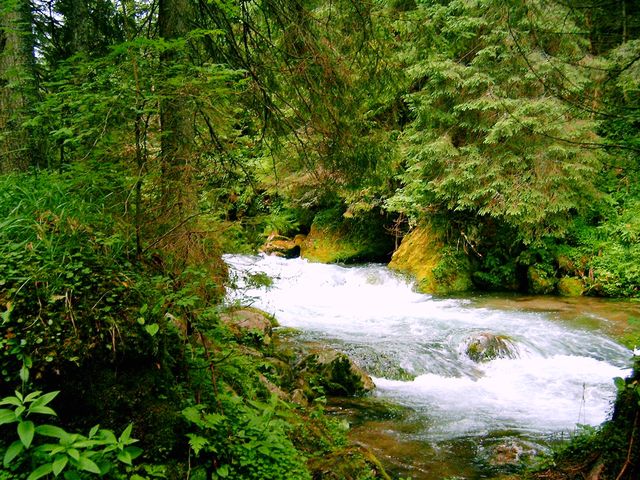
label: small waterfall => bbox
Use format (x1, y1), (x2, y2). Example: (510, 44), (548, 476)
(225, 254), (633, 441)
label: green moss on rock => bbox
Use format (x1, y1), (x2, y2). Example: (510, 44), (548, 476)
(301, 224), (363, 263)
(465, 333), (519, 362)
(309, 446), (391, 480)
(557, 277), (584, 297)
(388, 224), (472, 295)
(297, 349), (375, 398)
(300, 210), (394, 264)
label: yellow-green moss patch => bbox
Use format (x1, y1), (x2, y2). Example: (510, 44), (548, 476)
(300, 224), (362, 263)
(557, 277), (584, 297)
(388, 223), (472, 295)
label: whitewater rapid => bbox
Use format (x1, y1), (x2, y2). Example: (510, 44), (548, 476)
(224, 254), (633, 441)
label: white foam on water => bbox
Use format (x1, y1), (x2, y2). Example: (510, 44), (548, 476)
(225, 254), (633, 440)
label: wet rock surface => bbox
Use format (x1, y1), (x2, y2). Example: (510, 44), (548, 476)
(465, 332), (519, 362)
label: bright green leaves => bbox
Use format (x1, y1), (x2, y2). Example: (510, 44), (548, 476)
(18, 420), (35, 448)
(3, 440), (24, 466)
(144, 323), (160, 336)
(186, 434), (209, 455)
(52, 455), (69, 476)
(26, 462), (53, 480)
(390, 0), (601, 245)
(0, 389), (59, 452)
(614, 375), (640, 407)
(182, 398), (311, 480)
(1, 383), (142, 477)
(0, 408), (18, 424)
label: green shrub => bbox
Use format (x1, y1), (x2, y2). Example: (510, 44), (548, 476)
(183, 395), (311, 480)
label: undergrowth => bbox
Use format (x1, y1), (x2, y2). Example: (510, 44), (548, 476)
(0, 168), (382, 479)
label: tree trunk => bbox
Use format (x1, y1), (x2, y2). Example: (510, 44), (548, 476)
(0, 0), (32, 172)
(157, 0), (198, 261)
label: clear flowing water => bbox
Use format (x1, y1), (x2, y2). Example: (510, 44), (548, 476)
(224, 254), (634, 477)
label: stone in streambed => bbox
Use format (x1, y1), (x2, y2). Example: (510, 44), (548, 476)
(220, 307), (276, 345)
(260, 234), (303, 258)
(388, 223), (472, 295)
(465, 333), (518, 363)
(297, 348), (375, 397)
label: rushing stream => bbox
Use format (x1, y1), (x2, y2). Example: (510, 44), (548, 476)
(224, 254), (635, 478)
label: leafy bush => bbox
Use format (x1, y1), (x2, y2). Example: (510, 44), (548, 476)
(0, 377), (141, 480)
(0, 169), (145, 385)
(183, 396), (311, 480)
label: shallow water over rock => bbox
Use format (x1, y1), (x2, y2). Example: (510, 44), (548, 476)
(225, 254), (636, 478)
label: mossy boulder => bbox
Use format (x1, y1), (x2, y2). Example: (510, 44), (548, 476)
(557, 277), (584, 297)
(388, 223), (472, 295)
(465, 333), (519, 362)
(309, 446), (391, 480)
(220, 307), (276, 345)
(300, 208), (394, 264)
(527, 266), (557, 294)
(297, 349), (375, 397)
(301, 223), (362, 263)
(260, 234), (304, 258)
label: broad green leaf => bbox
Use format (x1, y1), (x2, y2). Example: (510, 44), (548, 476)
(41, 445), (66, 456)
(67, 448), (80, 461)
(117, 449), (132, 465)
(3, 440), (24, 467)
(216, 464), (230, 478)
(0, 408), (17, 425)
(88, 424), (99, 438)
(27, 463), (53, 480)
(73, 439), (100, 449)
(77, 455), (101, 474)
(36, 424), (68, 439)
(52, 455), (69, 476)
(118, 423), (133, 444)
(98, 429), (117, 444)
(24, 391), (43, 403)
(144, 324), (159, 336)
(29, 405), (57, 416)
(31, 391), (60, 408)
(182, 406), (204, 427)
(0, 396), (23, 407)
(125, 446), (143, 460)
(18, 420), (35, 448)
(186, 434), (208, 455)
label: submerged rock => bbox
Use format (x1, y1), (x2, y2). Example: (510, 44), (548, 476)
(465, 333), (518, 362)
